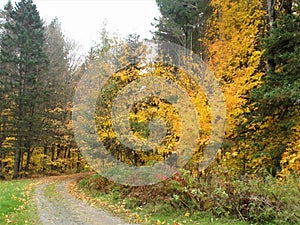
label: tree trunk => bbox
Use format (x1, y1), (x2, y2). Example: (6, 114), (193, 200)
(13, 148), (21, 179)
(283, 0), (292, 14)
(1, 151), (5, 172)
(44, 144), (48, 155)
(63, 145), (67, 159)
(266, 0), (276, 73)
(67, 144), (71, 158)
(267, 0), (276, 29)
(51, 144), (55, 161)
(57, 144), (61, 160)
(24, 147), (32, 175)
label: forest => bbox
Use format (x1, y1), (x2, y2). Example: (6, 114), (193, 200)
(0, 0), (300, 224)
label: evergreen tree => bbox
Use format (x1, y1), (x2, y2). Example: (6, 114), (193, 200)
(41, 18), (82, 173)
(0, 1), (13, 175)
(152, 0), (211, 54)
(0, 0), (48, 178)
(237, 0), (300, 175)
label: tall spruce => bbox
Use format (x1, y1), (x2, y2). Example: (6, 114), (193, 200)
(0, 1), (14, 176)
(152, 0), (211, 54)
(41, 18), (82, 173)
(0, 0), (48, 178)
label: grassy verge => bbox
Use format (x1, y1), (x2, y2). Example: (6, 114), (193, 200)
(0, 179), (40, 225)
(76, 174), (249, 225)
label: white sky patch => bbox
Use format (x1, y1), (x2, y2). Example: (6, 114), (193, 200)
(1, 0), (161, 55)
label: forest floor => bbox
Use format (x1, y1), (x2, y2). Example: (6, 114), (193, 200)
(34, 174), (135, 225)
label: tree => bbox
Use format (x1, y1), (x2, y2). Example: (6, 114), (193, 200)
(152, 0), (212, 54)
(204, 0), (266, 175)
(0, 1), (14, 176)
(241, 0), (300, 174)
(41, 18), (83, 174)
(0, 0), (48, 178)
(82, 27), (213, 180)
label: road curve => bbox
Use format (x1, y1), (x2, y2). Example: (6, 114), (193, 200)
(35, 174), (132, 225)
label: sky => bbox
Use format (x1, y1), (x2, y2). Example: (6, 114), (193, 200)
(0, 0), (161, 55)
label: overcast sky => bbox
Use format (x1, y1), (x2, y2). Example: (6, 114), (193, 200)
(0, 0), (161, 55)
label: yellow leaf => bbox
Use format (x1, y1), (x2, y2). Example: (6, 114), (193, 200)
(184, 212), (190, 217)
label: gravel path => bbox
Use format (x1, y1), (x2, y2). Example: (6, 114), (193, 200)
(35, 175), (133, 225)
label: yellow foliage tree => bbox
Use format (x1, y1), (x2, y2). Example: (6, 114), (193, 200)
(204, 0), (266, 175)
(95, 62), (212, 170)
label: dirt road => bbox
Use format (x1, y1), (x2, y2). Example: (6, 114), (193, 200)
(35, 174), (132, 225)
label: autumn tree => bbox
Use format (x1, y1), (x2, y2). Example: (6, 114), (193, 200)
(205, 0), (300, 176)
(88, 31), (148, 165)
(204, 0), (266, 175)
(81, 28), (213, 178)
(241, 0), (300, 175)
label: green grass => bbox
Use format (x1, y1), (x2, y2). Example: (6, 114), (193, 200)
(0, 179), (40, 225)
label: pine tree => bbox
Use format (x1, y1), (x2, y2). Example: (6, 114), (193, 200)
(243, 0), (300, 174)
(153, 0), (212, 54)
(0, 0), (48, 178)
(0, 0), (16, 177)
(41, 18), (83, 173)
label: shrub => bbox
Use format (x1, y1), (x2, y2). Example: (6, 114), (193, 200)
(79, 171), (300, 224)
(168, 169), (300, 224)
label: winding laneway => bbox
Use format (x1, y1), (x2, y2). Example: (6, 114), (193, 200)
(35, 175), (131, 225)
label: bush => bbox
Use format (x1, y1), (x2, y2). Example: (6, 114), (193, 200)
(168, 170), (300, 224)
(79, 171), (300, 224)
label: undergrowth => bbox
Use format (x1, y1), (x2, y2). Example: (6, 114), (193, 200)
(78, 169), (300, 224)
